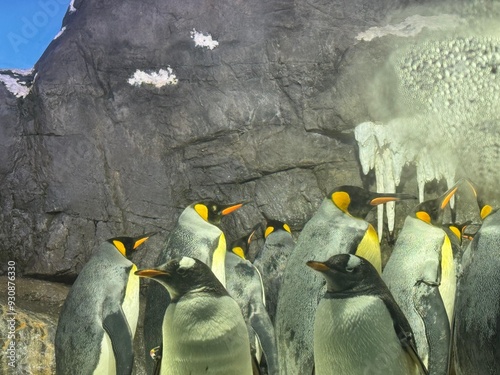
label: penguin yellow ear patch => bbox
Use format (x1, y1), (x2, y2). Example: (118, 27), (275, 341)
(283, 223), (291, 233)
(264, 226), (275, 238)
(113, 240), (127, 256)
(194, 204), (209, 221)
(332, 191), (350, 213)
(232, 246), (246, 259)
(416, 211), (431, 224)
(449, 226), (461, 239)
(481, 204), (493, 220)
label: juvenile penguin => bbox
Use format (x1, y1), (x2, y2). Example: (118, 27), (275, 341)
(307, 254), (428, 375)
(143, 200), (245, 372)
(55, 234), (153, 375)
(226, 233), (279, 375)
(453, 185), (500, 375)
(253, 219), (295, 324)
(275, 186), (416, 375)
(136, 256), (253, 375)
(382, 182), (459, 374)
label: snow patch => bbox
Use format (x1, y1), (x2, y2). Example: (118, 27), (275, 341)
(356, 14), (464, 42)
(347, 255), (362, 269)
(0, 74), (32, 98)
(127, 67), (178, 88)
(190, 29), (219, 50)
(54, 27), (66, 40)
(69, 0), (77, 13)
(179, 257), (196, 270)
(355, 120), (456, 237)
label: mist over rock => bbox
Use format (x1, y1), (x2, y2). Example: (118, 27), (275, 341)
(1, 0), (499, 282)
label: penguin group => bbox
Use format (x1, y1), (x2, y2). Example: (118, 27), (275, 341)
(54, 180), (499, 375)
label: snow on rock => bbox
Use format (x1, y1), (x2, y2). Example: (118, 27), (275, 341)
(127, 67), (178, 88)
(69, 0), (77, 13)
(54, 27), (66, 40)
(0, 69), (34, 98)
(190, 29), (219, 50)
(356, 14), (464, 42)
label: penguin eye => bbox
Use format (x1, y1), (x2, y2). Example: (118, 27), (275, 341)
(345, 267), (354, 273)
(177, 268), (186, 275)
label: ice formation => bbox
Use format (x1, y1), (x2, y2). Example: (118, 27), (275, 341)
(127, 67), (178, 87)
(69, 0), (77, 13)
(356, 35), (500, 237)
(356, 14), (464, 42)
(190, 29), (219, 50)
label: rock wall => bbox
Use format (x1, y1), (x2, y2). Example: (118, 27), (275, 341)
(1, 0), (498, 281)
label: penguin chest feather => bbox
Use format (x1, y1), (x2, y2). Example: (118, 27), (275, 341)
(314, 296), (418, 375)
(161, 295), (253, 374)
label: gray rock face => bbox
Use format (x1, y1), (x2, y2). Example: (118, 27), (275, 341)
(1, 0), (496, 281)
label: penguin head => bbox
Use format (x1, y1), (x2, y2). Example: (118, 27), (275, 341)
(135, 256), (228, 302)
(307, 254), (379, 294)
(329, 185), (417, 218)
(466, 179), (497, 220)
(444, 221), (473, 243)
(106, 233), (154, 259)
(264, 219), (292, 239)
(192, 201), (248, 225)
(412, 182), (459, 226)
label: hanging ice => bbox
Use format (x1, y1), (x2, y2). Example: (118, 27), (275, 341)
(355, 120), (457, 239)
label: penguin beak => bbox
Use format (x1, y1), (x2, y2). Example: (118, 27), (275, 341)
(369, 193), (417, 206)
(133, 232), (157, 250)
(306, 261), (330, 272)
(220, 200), (251, 216)
(135, 269), (170, 278)
(438, 180), (462, 210)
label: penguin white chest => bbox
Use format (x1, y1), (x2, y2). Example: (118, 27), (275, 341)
(161, 295), (253, 375)
(314, 295), (416, 375)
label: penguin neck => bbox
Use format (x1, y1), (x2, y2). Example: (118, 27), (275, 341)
(324, 286), (379, 300)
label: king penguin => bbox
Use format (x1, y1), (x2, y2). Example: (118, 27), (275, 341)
(136, 256), (254, 375)
(143, 200), (246, 372)
(307, 253), (428, 375)
(55, 234), (153, 375)
(382, 182), (460, 374)
(253, 219), (295, 324)
(226, 232), (279, 375)
(453, 183), (500, 375)
(275, 185), (416, 375)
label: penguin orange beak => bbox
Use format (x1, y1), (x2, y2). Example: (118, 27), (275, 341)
(440, 187), (458, 210)
(306, 261), (330, 272)
(220, 200), (251, 216)
(135, 269), (170, 278)
(133, 232), (157, 250)
(369, 193), (417, 206)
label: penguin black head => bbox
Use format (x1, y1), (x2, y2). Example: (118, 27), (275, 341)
(465, 179), (497, 220)
(192, 200), (248, 225)
(135, 257), (228, 302)
(264, 219), (292, 239)
(412, 182), (459, 226)
(106, 233), (155, 259)
(329, 186), (417, 219)
(307, 254), (381, 294)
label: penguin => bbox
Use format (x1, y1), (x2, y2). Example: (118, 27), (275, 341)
(136, 256), (254, 375)
(275, 185), (416, 375)
(382, 182), (460, 374)
(453, 183), (500, 375)
(307, 253), (428, 375)
(253, 219), (295, 324)
(55, 234), (153, 375)
(143, 200), (246, 373)
(226, 233), (279, 375)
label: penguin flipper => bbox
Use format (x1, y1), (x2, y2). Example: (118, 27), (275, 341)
(249, 306), (279, 375)
(102, 308), (134, 375)
(413, 281), (450, 375)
